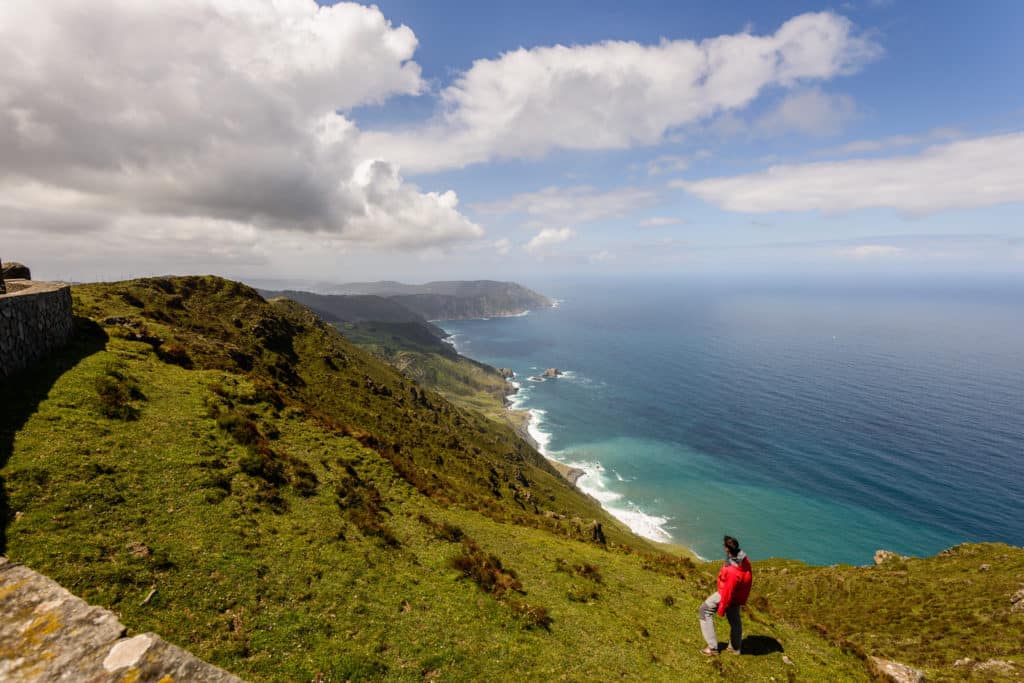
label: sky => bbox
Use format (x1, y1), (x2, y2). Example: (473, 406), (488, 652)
(1, 0), (1022, 285)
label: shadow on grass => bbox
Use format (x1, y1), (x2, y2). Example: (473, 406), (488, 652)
(739, 635), (785, 655)
(0, 316), (107, 554)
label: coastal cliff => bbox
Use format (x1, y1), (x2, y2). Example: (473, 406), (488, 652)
(327, 280), (554, 320)
(2, 275), (1020, 682)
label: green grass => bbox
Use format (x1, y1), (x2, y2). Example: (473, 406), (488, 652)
(335, 320), (521, 426)
(755, 545), (1024, 681)
(4, 275), (998, 681)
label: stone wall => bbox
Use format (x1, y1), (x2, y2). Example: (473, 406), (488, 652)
(0, 281), (74, 378)
(0, 557), (246, 682)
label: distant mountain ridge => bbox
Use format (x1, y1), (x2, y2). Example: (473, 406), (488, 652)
(326, 279), (553, 320)
(257, 290), (441, 328)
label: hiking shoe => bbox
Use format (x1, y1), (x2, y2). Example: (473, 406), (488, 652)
(726, 645), (741, 655)
(700, 646), (719, 656)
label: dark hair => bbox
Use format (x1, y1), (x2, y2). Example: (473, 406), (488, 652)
(723, 536), (740, 556)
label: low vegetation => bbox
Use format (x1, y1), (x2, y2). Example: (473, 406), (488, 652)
(1, 275), (1017, 681)
(755, 544), (1024, 680)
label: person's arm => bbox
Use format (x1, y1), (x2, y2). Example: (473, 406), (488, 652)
(717, 569), (735, 616)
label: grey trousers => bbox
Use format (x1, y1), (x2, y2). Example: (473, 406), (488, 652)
(698, 591), (742, 650)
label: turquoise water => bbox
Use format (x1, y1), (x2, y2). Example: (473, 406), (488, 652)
(440, 277), (1024, 565)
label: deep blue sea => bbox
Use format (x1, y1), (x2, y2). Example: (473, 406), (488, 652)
(440, 277), (1024, 566)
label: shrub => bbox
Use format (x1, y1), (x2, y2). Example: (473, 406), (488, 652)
(216, 411), (262, 446)
(417, 514), (464, 542)
(94, 367), (144, 420)
(554, 558), (602, 583)
(239, 446), (287, 486)
(451, 540), (522, 597)
(157, 343), (193, 368)
(290, 459), (319, 497)
(508, 601), (553, 631)
(566, 588), (599, 603)
(335, 477), (399, 547)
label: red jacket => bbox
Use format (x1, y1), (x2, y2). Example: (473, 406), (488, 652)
(716, 553), (752, 616)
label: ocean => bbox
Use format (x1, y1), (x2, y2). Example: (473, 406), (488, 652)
(440, 276), (1024, 566)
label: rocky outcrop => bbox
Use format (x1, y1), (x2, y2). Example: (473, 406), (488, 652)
(874, 549), (908, 565)
(498, 367), (514, 379)
(0, 280), (74, 378)
(3, 261), (31, 280)
(542, 368), (562, 378)
(1010, 587), (1024, 612)
(867, 656), (926, 682)
(955, 658), (1017, 677)
(0, 557), (245, 682)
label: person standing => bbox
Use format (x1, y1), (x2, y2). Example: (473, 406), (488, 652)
(699, 535), (753, 655)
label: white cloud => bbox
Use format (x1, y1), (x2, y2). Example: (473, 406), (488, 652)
(360, 12), (881, 172)
(647, 155), (692, 176)
(589, 250), (614, 263)
(817, 127), (962, 156)
(844, 244), (904, 258)
(676, 132), (1024, 214)
(473, 185), (656, 228)
(525, 227), (575, 253)
(756, 88), (858, 136)
(639, 217), (683, 228)
(0, 0), (483, 269)
(493, 238), (512, 255)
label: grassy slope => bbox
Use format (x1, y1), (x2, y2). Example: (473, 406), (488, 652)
(335, 320), (520, 425)
(0, 276), (889, 681)
(755, 545), (1024, 681)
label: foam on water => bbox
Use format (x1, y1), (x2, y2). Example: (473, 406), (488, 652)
(547, 456), (674, 543)
(526, 408), (553, 454)
(438, 278), (1024, 563)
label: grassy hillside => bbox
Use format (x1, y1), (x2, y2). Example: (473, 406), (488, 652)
(256, 290), (438, 327)
(755, 545), (1024, 681)
(335, 319), (520, 426)
(255, 289), (522, 425)
(1, 276), (1011, 682)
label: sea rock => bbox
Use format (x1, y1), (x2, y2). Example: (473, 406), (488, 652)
(874, 550), (907, 565)
(867, 656), (926, 683)
(542, 367), (562, 378)
(2, 261), (30, 280)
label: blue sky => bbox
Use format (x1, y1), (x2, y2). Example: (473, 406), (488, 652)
(3, 1), (1022, 282)
(343, 0), (1023, 279)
